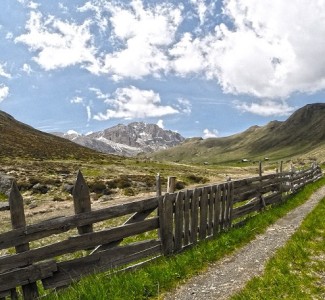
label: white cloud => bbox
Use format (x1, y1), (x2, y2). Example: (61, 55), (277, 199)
(98, 0), (183, 80)
(169, 33), (205, 76)
(22, 63), (33, 75)
(86, 105), (92, 122)
(190, 0), (208, 25)
(70, 96), (83, 104)
(234, 100), (295, 117)
(157, 119), (164, 129)
(28, 1), (39, 9)
(0, 85), (9, 103)
(67, 129), (79, 135)
(93, 86), (179, 121)
(0, 64), (11, 79)
(5, 32), (13, 40)
(176, 97), (192, 115)
(203, 128), (219, 139)
(15, 11), (99, 72)
(202, 0), (325, 99)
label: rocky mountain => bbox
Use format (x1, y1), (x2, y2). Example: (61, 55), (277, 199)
(55, 122), (185, 156)
(149, 103), (325, 164)
(0, 111), (106, 159)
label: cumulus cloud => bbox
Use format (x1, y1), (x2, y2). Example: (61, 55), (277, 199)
(0, 64), (11, 79)
(203, 0), (325, 99)
(93, 86), (179, 121)
(0, 84), (9, 103)
(70, 96), (83, 104)
(176, 97), (192, 115)
(203, 128), (219, 139)
(15, 11), (98, 72)
(233, 100), (295, 117)
(157, 119), (164, 129)
(22, 63), (33, 75)
(99, 0), (183, 80)
(14, 0), (325, 117)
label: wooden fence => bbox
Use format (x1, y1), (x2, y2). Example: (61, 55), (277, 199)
(0, 164), (322, 299)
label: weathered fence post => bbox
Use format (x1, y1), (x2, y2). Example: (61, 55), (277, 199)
(167, 176), (176, 193)
(73, 170), (93, 235)
(9, 181), (39, 300)
(158, 193), (174, 255)
(156, 173), (161, 196)
(258, 161), (263, 177)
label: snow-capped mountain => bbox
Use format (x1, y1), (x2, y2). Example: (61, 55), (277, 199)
(54, 122), (185, 156)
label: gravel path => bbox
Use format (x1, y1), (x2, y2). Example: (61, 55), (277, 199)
(163, 185), (325, 300)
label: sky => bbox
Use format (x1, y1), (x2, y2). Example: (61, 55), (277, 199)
(0, 0), (325, 139)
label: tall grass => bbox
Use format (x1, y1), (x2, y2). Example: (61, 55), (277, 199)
(42, 177), (325, 300)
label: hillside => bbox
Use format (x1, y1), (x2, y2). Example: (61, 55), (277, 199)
(149, 103), (325, 164)
(55, 122), (185, 156)
(0, 111), (107, 159)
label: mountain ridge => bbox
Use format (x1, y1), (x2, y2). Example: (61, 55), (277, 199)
(0, 111), (107, 159)
(55, 122), (185, 156)
(148, 103), (325, 164)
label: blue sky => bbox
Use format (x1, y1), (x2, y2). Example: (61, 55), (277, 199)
(0, 0), (324, 138)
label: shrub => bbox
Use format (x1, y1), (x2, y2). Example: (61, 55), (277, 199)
(116, 176), (132, 189)
(123, 187), (135, 196)
(186, 174), (208, 184)
(175, 181), (186, 190)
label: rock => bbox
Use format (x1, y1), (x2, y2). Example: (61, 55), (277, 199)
(62, 184), (74, 194)
(98, 195), (112, 202)
(32, 183), (49, 194)
(90, 192), (99, 201)
(0, 173), (14, 196)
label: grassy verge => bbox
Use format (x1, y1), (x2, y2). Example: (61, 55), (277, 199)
(231, 194), (325, 299)
(42, 177), (325, 300)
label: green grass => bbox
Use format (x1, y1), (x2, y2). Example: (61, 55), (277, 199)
(41, 177), (325, 300)
(0, 193), (7, 202)
(231, 195), (325, 299)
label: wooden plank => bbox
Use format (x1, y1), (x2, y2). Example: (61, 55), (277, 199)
(183, 189), (191, 246)
(0, 289), (11, 298)
(227, 182), (234, 228)
(73, 170), (93, 235)
(0, 260), (57, 292)
(232, 173), (281, 189)
(0, 218), (159, 273)
(156, 173), (161, 196)
(190, 188), (200, 244)
(159, 193), (174, 255)
(213, 185), (221, 236)
(207, 186), (213, 236)
(9, 180), (39, 300)
(167, 176), (176, 193)
(165, 193), (175, 254)
(0, 197), (158, 250)
(220, 183), (227, 231)
(199, 187), (208, 240)
(91, 203), (158, 253)
(174, 191), (185, 252)
(43, 240), (161, 289)
(232, 201), (261, 219)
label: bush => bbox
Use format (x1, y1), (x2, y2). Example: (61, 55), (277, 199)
(175, 181), (186, 190)
(88, 181), (107, 194)
(123, 187), (135, 196)
(115, 176), (132, 189)
(186, 174), (208, 184)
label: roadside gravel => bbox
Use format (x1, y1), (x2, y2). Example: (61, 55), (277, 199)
(163, 185), (325, 300)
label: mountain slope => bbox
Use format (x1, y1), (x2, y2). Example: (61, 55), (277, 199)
(149, 103), (325, 164)
(56, 122), (185, 156)
(0, 111), (106, 159)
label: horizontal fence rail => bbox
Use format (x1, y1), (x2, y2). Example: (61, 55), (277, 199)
(0, 164), (322, 299)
